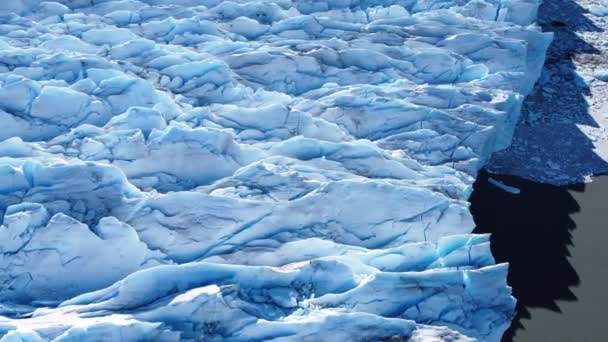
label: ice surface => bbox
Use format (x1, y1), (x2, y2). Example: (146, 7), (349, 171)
(593, 69), (608, 82)
(589, 1), (608, 17)
(0, 0), (551, 341)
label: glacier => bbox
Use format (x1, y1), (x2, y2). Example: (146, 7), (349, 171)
(0, 0), (552, 341)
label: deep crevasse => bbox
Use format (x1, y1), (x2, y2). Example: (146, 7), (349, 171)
(0, 1), (551, 341)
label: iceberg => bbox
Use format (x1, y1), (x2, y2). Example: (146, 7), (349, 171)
(0, 0), (551, 341)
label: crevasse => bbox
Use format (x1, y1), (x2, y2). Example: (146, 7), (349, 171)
(0, 1), (551, 341)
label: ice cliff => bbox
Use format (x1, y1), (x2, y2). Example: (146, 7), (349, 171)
(0, 1), (551, 341)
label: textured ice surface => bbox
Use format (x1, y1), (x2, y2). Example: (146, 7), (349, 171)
(0, 1), (551, 341)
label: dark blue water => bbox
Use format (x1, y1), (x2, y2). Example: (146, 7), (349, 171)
(471, 172), (608, 342)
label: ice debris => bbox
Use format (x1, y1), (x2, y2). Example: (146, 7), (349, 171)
(593, 69), (608, 82)
(589, 2), (608, 17)
(488, 177), (521, 194)
(0, 0), (551, 341)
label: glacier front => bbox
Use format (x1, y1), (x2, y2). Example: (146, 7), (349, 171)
(0, 1), (552, 341)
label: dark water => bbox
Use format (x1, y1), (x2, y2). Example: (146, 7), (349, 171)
(471, 171), (608, 342)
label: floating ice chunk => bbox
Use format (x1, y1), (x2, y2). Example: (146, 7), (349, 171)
(593, 69), (608, 82)
(488, 177), (521, 194)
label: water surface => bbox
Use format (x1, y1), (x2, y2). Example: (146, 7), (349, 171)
(471, 172), (608, 341)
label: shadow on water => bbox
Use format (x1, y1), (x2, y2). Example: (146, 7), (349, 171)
(470, 171), (583, 342)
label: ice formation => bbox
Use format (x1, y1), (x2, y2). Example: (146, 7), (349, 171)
(0, 1), (551, 341)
